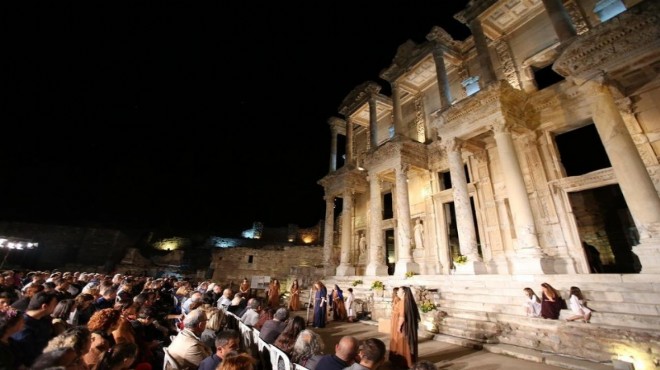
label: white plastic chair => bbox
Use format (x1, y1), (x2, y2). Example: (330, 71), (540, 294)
(162, 347), (181, 370)
(270, 344), (293, 370)
(293, 364), (311, 370)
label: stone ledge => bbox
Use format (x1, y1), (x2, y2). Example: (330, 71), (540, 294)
(483, 344), (614, 370)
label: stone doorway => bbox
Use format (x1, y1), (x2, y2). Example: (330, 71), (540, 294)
(385, 229), (395, 275)
(443, 199), (482, 264)
(568, 184), (640, 273)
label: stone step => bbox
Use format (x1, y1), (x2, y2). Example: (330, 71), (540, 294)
(440, 291), (660, 315)
(483, 344), (615, 370)
(442, 316), (501, 332)
(431, 333), (484, 350)
(435, 323), (499, 343)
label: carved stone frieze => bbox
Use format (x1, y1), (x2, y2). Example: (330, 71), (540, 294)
(318, 167), (368, 197)
(553, 0), (660, 80)
(434, 80), (532, 138)
(493, 39), (521, 90)
(339, 82), (382, 116)
(548, 168), (617, 192)
(414, 94), (426, 142)
(563, 0), (590, 35)
(364, 139), (428, 171)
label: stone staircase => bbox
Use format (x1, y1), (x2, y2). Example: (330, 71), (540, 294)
(318, 274), (660, 369)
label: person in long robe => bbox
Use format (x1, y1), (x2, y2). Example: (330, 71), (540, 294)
(331, 284), (347, 321)
(267, 279), (281, 308)
(389, 286), (420, 369)
(312, 281), (327, 328)
(288, 280), (301, 311)
(239, 278), (251, 299)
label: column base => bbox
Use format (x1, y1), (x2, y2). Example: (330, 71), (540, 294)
(394, 260), (420, 276)
(486, 256), (511, 274)
(335, 264), (356, 276)
(634, 239), (660, 274)
(365, 263), (389, 276)
(454, 260), (488, 275)
(323, 265), (337, 277)
(510, 256), (555, 274)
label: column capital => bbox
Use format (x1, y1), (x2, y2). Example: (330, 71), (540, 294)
(490, 119), (512, 134)
(396, 163), (410, 175)
(441, 137), (464, 152)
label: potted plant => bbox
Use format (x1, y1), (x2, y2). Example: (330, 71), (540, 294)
(405, 271), (416, 279)
(352, 280), (363, 287)
(454, 255), (468, 265)
(371, 280), (385, 297)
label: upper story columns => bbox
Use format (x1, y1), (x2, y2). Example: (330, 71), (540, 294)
(540, 0), (576, 43)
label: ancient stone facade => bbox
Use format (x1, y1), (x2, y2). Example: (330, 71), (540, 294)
(319, 0), (660, 277)
(318, 1), (660, 367)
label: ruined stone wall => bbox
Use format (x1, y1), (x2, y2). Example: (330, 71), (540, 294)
(209, 245), (324, 288)
(0, 221), (138, 272)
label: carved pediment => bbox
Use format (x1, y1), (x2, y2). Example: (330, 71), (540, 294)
(554, 0), (660, 81)
(338, 82), (382, 116)
(380, 41), (436, 82)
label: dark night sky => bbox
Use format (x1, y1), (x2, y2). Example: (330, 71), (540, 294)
(1, 2), (470, 235)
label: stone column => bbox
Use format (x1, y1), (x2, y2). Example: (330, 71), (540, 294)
(492, 121), (548, 274)
(336, 190), (356, 276)
(391, 82), (406, 136)
(368, 96), (379, 149)
(366, 175), (388, 276)
(541, 0), (576, 43)
(443, 138), (487, 274)
(586, 80), (660, 273)
(394, 164), (419, 275)
(323, 195), (336, 275)
(346, 117), (354, 166)
(469, 18), (497, 87)
(328, 118), (341, 172)
(432, 46), (453, 109)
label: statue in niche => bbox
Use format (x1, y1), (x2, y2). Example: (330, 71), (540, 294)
(358, 233), (367, 262)
(414, 219), (424, 249)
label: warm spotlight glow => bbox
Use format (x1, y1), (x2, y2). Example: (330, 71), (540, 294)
(302, 236), (313, 244)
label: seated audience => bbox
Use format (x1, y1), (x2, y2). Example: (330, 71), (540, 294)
(291, 329), (325, 370)
(199, 329), (241, 370)
(345, 337), (386, 370)
(315, 335), (359, 370)
(167, 308), (212, 369)
(260, 307), (289, 344)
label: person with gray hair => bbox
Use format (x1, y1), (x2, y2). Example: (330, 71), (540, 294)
(167, 308), (212, 369)
(411, 360), (439, 370)
(345, 337), (387, 369)
(291, 329), (325, 370)
(259, 307), (289, 344)
(240, 298), (261, 326)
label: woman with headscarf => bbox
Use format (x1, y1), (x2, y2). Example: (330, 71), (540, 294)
(312, 281), (327, 328)
(330, 284), (347, 321)
(389, 286), (420, 369)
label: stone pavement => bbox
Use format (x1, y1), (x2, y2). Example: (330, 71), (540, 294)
(294, 313), (613, 370)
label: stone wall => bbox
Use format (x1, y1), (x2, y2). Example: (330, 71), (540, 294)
(0, 221), (139, 272)
(209, 244), (324, 288)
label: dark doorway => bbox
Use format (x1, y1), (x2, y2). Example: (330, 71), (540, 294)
(569, 184), (640, 273)
(444, 198), (482, 264)
(383, 193), (394, 220)
(555, 124), (611, 176)
(385, 229), (395, 275)
(533, 64), (565, 89)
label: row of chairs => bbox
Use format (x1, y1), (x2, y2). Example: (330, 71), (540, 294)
(226, 311), (311, 370)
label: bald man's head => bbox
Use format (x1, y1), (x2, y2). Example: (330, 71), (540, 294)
(335, 336), (359, 363)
